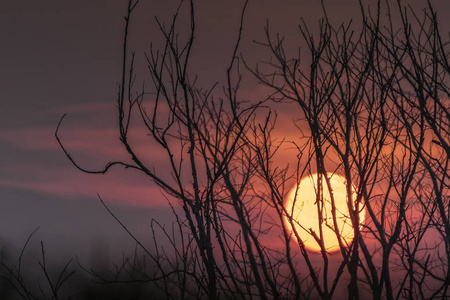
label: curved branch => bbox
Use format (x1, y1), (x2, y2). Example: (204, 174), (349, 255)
(55, 114), (142, 174)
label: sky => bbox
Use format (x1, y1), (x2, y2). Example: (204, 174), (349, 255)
(0, 0), (449, 273)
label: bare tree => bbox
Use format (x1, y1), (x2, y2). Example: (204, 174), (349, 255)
(249, 0), (448, 299)
(51, 0), (449, 299)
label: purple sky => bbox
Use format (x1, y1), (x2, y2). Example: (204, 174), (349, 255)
(0, 0), (449, 266)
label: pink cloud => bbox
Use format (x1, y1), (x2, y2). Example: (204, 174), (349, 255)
(0, 125), (173, 161)
(0, 94), (308, 210)
(0, 124), (187, 208)
(0, 166), (173, 209)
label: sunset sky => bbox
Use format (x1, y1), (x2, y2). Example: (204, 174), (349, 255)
(0, 0), (449, 269)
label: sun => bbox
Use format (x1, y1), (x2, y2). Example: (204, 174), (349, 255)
(284, 173), (365, 252)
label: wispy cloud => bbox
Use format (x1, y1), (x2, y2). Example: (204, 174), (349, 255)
(0, 166), (172, 208)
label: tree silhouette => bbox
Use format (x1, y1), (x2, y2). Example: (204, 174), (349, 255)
(49, 0), (450, 299)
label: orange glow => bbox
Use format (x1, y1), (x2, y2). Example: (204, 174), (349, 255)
(285, 173), (365, 252)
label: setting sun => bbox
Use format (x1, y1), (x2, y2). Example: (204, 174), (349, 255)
(285, 173), (365, 252)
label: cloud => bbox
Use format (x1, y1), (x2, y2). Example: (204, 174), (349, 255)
(0, 94), (306, 210)
(0, 166), (173, 208)
(0, 124), (172, 160)
(0, 123), (183, 208)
